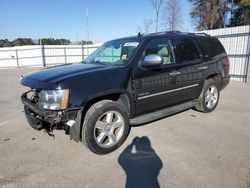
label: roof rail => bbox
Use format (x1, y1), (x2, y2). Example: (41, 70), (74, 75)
(146, 31), (168, 36)
(165, 31), (183, 34)
(145, 31), (211, 37)
(146, 31), (188, 36)
(195, 32), (210, 36)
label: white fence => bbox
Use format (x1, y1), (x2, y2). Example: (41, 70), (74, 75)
(0, 44), (101, 67)
(1, 25), (250, 82)
(201, 25), (250, 82)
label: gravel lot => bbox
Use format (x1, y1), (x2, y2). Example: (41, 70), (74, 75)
(0, 68), (250, 188)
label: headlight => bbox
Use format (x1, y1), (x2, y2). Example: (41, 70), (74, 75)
(38, 89), (69, 110)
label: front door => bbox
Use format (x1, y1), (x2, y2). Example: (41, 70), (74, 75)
(133, 37), (183, 115)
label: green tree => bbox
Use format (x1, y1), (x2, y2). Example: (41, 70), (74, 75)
(228, 0), (250, 26)
(241, 0), (250, 6)
(189, 0), (229, 30)
(12, 38), (35, 46)
(241, 0), (250, 25)
(190, 0), (250, 29)
(0, 39), (14, 47)
(79, 40), (93, 45)
(41, 38), (71, 45)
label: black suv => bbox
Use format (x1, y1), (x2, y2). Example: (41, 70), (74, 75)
(20, 31), (230, 154)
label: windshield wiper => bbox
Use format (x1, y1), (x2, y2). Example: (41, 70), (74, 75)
(93, 61), (111, 66)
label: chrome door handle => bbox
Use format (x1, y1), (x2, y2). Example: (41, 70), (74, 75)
(169, 71), (181, 76)
(198, 66), (208, 70)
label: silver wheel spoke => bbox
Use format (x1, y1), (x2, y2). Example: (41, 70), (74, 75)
(108, 133), (117, 144)
(97, 132), (106, 143)
(208, 100), (212, 108)
(205, 95), (210, 103)
(106, 112), (113, 123)
(95, 121), (105, 130)
(210, 87), (215, 94)
(112, 121), (123, 129)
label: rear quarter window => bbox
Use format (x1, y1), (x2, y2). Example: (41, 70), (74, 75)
(199, 37), (226, 58)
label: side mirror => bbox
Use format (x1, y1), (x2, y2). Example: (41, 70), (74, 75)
(141, 54), (163, 67)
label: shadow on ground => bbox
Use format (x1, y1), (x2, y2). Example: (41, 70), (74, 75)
(118, 136), (163, 188)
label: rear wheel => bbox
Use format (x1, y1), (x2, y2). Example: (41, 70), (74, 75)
(82, 100), (130, 154)
(195, 79), (220, 113)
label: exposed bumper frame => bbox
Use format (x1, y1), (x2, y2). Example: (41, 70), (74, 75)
(21, 92), (83, 142)
(21, 92), (58, 119)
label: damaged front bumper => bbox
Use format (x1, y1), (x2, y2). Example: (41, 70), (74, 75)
(21, 91), (83, 142)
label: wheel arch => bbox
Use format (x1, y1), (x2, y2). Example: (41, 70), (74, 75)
(83, 91), (134, 118)
(206, 73), (223, 89)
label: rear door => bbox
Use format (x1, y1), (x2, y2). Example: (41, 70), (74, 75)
(173, 37), (204, 102)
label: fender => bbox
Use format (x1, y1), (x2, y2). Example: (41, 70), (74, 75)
(82, 88), (135, 117)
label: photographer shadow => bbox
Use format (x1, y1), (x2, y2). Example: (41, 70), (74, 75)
(118, 136), (163, 188)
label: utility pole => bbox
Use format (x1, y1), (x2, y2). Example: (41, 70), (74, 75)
(86, 7), (90, 55)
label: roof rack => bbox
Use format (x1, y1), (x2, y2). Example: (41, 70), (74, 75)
(194, 32), (210, 36)
(146, 31), (169, 36)
(166, 31), (211, 36)
(145, 31), (211, 37)
(146, 31), (184, 35)
(165, 31), (183, 34)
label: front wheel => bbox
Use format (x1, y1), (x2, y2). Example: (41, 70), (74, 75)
(195, 79), (220, 113)
(81, 100), (130, 155)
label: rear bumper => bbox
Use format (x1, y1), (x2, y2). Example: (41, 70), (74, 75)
(221, 76), (230, 90)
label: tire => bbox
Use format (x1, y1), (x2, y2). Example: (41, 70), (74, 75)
(195, 79), (220, 113)
(82, 100), (130, 155)
(24, 105), (43, 130)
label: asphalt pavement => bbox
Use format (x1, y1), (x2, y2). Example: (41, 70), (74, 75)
(0, 68), (250, 188)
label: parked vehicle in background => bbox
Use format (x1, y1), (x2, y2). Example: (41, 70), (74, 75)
(20, 31), (230, 154)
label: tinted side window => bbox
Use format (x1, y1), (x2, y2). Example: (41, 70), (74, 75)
(143, 38), (175, 65)
(177, 38), (200, 63)
(199, 37), (225, 58)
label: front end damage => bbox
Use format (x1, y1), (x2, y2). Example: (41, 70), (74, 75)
(21, 90), (83, 142)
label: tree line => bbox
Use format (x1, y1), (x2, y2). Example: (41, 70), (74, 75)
(138, 0), (250, 34)
(0, 38), (93, 48)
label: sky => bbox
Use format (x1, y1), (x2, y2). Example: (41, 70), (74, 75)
(0, 0), (193, 43)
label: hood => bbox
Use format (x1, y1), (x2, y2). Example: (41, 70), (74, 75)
(20, 63), (109, 89)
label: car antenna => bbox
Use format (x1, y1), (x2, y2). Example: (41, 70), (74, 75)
(138, 32), (144, 37)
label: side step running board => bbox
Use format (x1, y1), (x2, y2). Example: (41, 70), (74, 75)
(130, 101), (196, 125)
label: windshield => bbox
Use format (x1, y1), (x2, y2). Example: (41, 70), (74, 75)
(83, 39), (140, 66)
